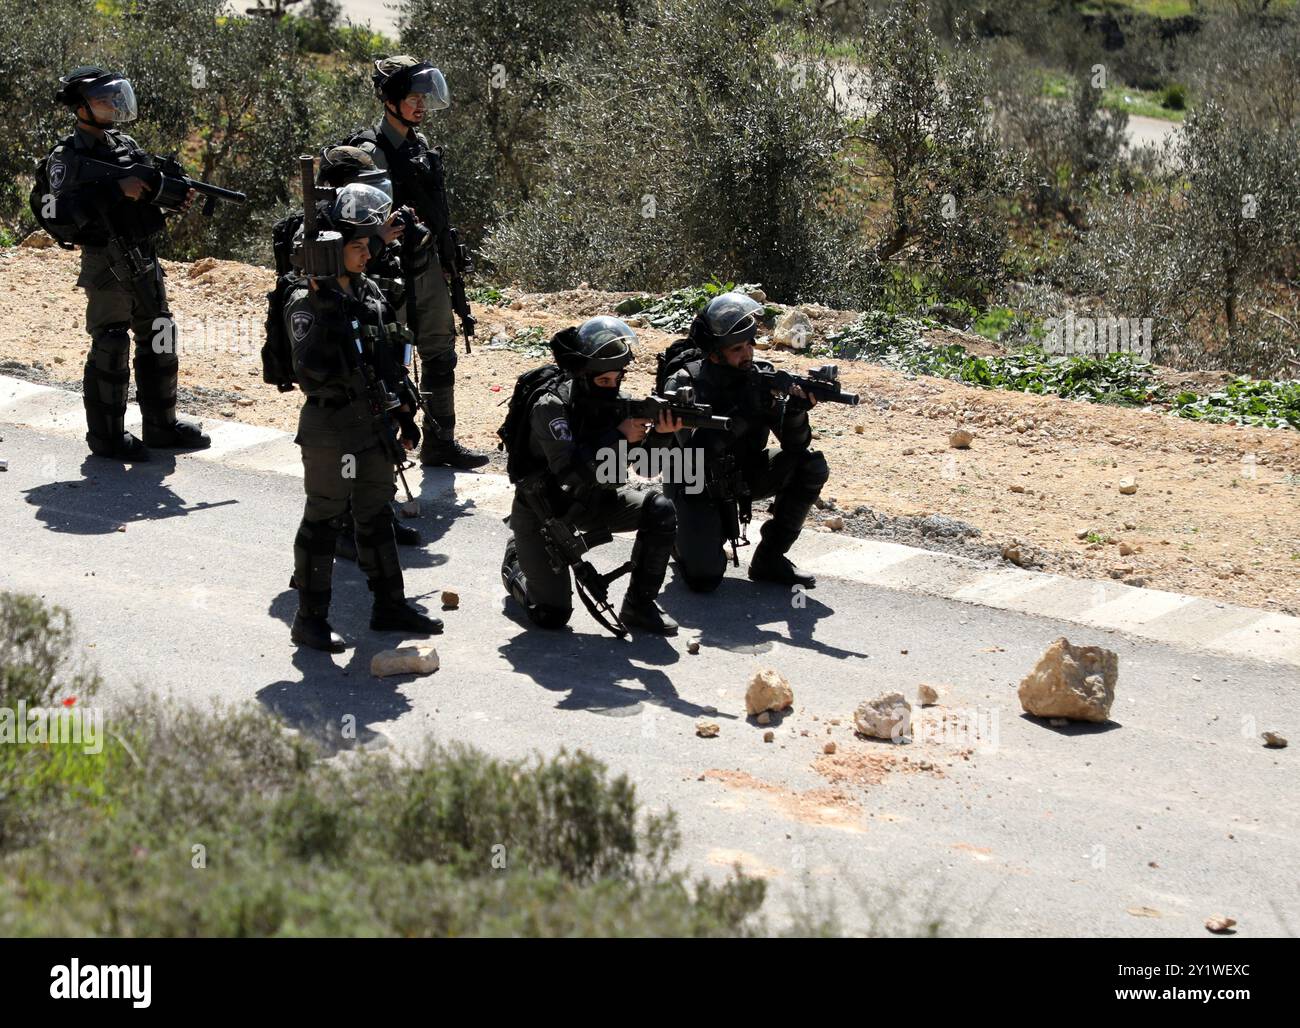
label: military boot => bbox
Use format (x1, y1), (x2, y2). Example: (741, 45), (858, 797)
(748, 492), (818, 588)
(291, 590), (347, 653)
(369, 578), (443, 634)
(420, 437), (489, 470)
(619, 529), (678, 636)
(142, 417), (211, 450)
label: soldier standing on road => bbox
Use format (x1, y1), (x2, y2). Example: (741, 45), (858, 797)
(44, 67), (210, 460)
(347, 55), (489, 470)
(286, 183), (443, 652)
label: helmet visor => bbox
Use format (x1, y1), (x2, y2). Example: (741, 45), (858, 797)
(406, 66), (450, 110)
(704, 292), (762, 345)
(84, 77), (137, 124)
(355, 169), (394, 201)
(330, 183), (392, 241)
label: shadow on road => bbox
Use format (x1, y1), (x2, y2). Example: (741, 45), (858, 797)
(21, 455), (237, 534)
(258, 587), (419, 756)
(663, 573), (869, 661)
(497, 599), (726, 721)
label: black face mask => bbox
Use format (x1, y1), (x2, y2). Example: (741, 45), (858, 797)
(576, 372), (622, 405)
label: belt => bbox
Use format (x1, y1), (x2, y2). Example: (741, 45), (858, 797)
(305, 395), (352, 409)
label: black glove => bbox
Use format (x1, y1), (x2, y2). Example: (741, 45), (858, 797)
(397, 408), (420, 447)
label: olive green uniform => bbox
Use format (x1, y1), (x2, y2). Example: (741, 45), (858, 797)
(49, 127), (183, 451)
(502, 379), (677, 628)
(663, 356), (829, 592)
(353, 118), (459, 447)
(286, 273), (411, 616)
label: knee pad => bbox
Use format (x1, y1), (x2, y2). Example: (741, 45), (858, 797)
(799, 449), (830, 490)
(527, 603), (573, 630)
(639, 491), (678, 537)
(421, 349), (457, 380)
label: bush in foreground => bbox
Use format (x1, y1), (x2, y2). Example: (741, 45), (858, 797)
(0, 593), (770, 937)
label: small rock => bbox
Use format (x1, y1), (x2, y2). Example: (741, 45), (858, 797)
(745, 668), (794, 716)
(1009, 484), (1026, 494)
(0, 459), (7, 472)
(116, 525), (126, 533)
(949, 428), (974, 449)
(1123, 520), (1136, 530)
(917, 683), (941, 706)
(756, 711), (772, 726)
(824, 515), (845, 531)
(1262, 731), (1287, 749)
(687, 639), (700, 655)
(1118, 477), (1138, 495)
(744, 286), (767, 303)
(1118, 543), (1135, 556)
(236, 397), (255, 407)
(823, 741), (837, 754)
(440, 590), (459, 610)
(854, 424), (865, 434)
(696, 721), (720, 738)
(854, 692), (912, 741)
(902, 446), (916, 456)
(188, 256), (218, 277)
(1204, 915), (1237, 934)
(763, 730), (775, 743)
(1001, 542), (1029, 567)
(1017, 637), (1118, 723)
(1075, 528), (1090, 540)
(371, 646), (439, 678)
(20, 230), (55, 249)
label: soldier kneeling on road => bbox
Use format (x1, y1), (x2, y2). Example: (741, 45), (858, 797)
(498, 317), (683, 636)
(658, 292), (831, 592)
(285, 182), (442, 652)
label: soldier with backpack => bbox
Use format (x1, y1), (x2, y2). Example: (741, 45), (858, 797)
(343, 55), (488, 471)
(498, 317), (683, 636)
(657, 292), (830, 593)
(36, 67), (211, 461)
(283, 179), (443, 652)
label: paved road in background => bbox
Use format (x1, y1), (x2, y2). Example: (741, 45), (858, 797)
(3, 418), (1293, 936)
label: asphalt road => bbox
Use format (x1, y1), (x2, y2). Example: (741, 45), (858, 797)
(2, 422), (1294, 936)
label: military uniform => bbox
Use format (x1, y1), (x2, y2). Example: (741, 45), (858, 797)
(502, 377), (678, 632)
(49, 126), (201, 457)
(286, 274), (412, 628)
(352, 117), (462, 455)
(664, 355), (829, 592)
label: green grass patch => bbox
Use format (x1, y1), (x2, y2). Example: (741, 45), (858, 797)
(616, 280), (769, 333)
(1169, 377), (1300, 431)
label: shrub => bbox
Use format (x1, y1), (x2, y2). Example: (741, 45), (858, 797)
(0, 594), (773, 937)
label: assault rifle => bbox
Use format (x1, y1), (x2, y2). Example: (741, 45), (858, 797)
(446, 228), (475, 354)
(516, 476), (632, 639)
(74, 155), (246, 216)
(757, 364), (860, 406)
(598, 385), (732, 431)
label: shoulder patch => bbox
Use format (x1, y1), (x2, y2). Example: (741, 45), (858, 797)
(290, 310), (314, 343)
(48, 161), (66, 190)
(547, 417), (572, 442)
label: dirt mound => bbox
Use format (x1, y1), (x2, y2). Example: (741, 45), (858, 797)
(4, 244), (1297, 614)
